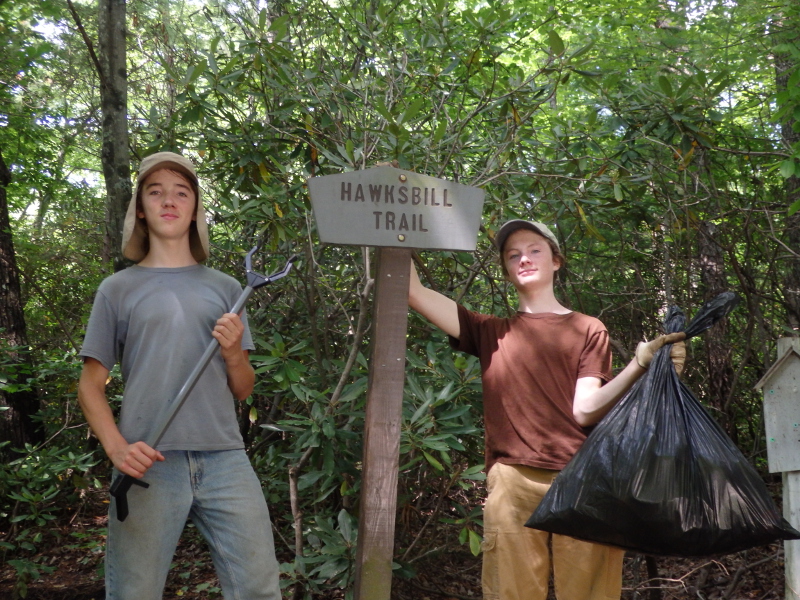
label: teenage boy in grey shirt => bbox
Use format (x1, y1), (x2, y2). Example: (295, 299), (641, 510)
(78, 152), (281, 600)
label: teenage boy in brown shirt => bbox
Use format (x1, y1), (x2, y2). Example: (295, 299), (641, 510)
(408, 219), (684, 600)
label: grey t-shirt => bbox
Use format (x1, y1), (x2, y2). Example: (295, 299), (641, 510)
(80, 264), (255, 451)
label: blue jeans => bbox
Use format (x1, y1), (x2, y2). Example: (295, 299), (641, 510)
(106, 449), (282, 600)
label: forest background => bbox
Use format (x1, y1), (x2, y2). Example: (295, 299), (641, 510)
(1, 0), (800, 598)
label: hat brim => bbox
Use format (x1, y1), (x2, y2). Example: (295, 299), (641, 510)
(494, 219), (559, 254)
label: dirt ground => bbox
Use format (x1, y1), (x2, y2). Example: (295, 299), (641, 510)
(0, 532), (789, 599)
(0, 493), (791, 600)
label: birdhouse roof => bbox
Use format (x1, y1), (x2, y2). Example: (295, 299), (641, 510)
(754, 347), (800, 391)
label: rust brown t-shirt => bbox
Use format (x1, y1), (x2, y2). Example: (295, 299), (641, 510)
(451, 304), (613, 472)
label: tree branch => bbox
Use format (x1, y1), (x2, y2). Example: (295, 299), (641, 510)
(65, 0), (109, 90)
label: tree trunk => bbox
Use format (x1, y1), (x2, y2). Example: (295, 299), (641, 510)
(98, 0), (132, 272)
(698, 221), (735, 438)
(0, 147), (44, 449)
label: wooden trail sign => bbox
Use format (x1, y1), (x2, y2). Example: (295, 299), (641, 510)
(307, 166), (485, 251)
(308, 167), (485, 600)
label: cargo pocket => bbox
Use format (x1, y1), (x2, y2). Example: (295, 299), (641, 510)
(480, 529), (500, 600)
(481, 529), (497, 554)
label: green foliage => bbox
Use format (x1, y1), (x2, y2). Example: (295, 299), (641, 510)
(0, 443), (100, 595)
(771, 0), (800, 219)
(287, 509), (358, 597)
(0, 444), (98, 529)
(5, 558), (56, 600)
(0, 342), (101, 593)
(4, 0), (800, 595)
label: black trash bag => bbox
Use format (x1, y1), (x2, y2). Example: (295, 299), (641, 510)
(526, 292), (800, 557)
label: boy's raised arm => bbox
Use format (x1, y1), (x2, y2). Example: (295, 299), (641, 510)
(408, 259), (461, 339)
(572, 332), (687, 426)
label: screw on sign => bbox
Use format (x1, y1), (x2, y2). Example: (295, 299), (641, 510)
(308, 167), (484, 600)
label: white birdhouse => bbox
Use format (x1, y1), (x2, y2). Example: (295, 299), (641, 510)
(756, 340), (800, 474)
(755, 338), (800, 600)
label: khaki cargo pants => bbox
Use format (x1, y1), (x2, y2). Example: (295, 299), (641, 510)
(482, 463), (624, 600)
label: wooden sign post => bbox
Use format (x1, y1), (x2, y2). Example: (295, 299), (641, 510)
(756, 337), (800, 600)
(308, 167), (484, 600)
(354, 245), (410, 599)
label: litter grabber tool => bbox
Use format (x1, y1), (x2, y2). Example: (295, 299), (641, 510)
(110, 248), (297, 521)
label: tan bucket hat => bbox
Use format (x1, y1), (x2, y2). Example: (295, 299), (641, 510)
(121, 151), (210, 262)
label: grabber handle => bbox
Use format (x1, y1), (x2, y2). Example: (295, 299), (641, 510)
(109, 473), (149, 522)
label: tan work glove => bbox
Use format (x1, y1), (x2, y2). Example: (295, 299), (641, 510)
(670, 340), (686, 376)
(635, 332), (687, 375)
